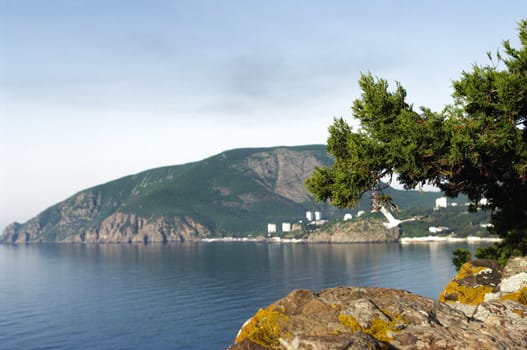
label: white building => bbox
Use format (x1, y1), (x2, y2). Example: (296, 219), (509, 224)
(267, 224), (277, 235)
(479, 198), (489, 206)
(282, 222), (291, 232)
(429, 226), (449, 233)
(435, 197), (448, 210)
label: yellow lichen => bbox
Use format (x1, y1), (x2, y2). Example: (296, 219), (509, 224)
(338, 314), (363, 332)
(330, 303), (342, 311)
(457, 263), (489, 279)
(520, 287), (527, 305)
(512, 309), (525, 317)
(235, 305), (289, 348)
(338, 311), (404, 343)
(500, 286), (527, 306)
(439, 280), (493, 305)
(438, 262), (495, 305)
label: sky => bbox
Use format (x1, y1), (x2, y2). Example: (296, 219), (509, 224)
(0, 0), (525, 230)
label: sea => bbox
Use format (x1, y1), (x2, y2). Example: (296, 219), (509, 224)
(0, 241), (487, 350)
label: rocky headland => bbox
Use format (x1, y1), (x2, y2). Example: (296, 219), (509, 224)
(228, 257), (527, 349)
(0, 145), (449, 244)
(306, 219), (400, 243)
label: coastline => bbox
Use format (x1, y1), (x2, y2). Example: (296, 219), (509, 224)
(399, 235), (503, 243)
(200, 235), (503, 244)
(0, 233), (503, 245)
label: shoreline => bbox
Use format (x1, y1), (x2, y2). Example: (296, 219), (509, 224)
(399, 235), (503, 244)
(1, 235), (503, 245)
(201, 235), (503, 244)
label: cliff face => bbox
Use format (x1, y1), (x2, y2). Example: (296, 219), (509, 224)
(2, 210), (211, 244)
(246, 148), (323, 203)
(0, 145), (339, 243)
(80, 213), (211, 243)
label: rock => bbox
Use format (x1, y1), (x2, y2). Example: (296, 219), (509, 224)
(473, 299), (527, 325)
(0, 210), (212, 244)
(79, 213), (211, 243)
(438, 259), (502, 308)
(228, 286), (527, 349)
(307, 219), (400, 243)
(499, 256), (527, 293)
(439, 257), (527, 315)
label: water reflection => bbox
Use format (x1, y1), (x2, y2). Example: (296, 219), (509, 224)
(1, 241), (487, 298)
(0, 241), (491, 350)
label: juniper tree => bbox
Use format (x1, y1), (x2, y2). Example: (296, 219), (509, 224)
(307, 20), (527, 261)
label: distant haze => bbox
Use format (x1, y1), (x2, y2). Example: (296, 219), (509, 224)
(0, 1), (524, 229)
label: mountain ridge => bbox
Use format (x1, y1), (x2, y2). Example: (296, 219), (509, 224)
(1, 145), (443, 243)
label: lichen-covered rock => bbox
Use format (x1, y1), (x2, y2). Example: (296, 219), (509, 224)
(228, 286), (527, 350)
(498, 257), (527, 297)
(438, 259), (502, 307)
(438, 257), (527, 317)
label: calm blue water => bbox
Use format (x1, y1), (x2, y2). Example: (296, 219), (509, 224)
(0, 241), (485, 349)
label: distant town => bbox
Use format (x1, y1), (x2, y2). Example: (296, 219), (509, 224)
(266, 196), (493, 237)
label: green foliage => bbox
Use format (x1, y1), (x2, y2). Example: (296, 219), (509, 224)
(398, 205), (490, 238)
(475, 244), (522, 266)
(452, 248), (472, 271)
(4, 144), (458, 242)
(7, 146), (353, 240)
(307, 20), (527, 259)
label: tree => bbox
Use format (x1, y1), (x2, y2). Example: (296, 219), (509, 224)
(452, 248), (472, 271)
(306, 20), (527, 261)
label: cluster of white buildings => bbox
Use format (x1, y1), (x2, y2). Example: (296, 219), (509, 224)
(431, 196), (493, 233)
(267, 210), (329, 235)
(267, 208), (371, 235)
(267, 195), (492, 236)
(434, 196), (461, 210)
(435, 196), (489, 210)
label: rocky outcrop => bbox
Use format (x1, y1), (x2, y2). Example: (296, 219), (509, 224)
(438, 259), (503, 306)
(229, 286), (527, 349)
(229, 257), (527, 349)
(80, 213), (211, 243)
(439, 257), (527, 317)
(2, 218), (44, 243)
(245, 148), (327, 204)
(1, 145), (343, 242)
(307, 219), (400, 243)
(0, 212), (211, 244)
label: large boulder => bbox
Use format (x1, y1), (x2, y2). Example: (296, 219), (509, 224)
(228, 286), (527, 349)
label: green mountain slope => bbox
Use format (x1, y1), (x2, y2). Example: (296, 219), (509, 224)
(1, 145), (447, 243)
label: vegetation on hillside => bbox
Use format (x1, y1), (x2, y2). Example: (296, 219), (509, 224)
(307, 20), (527, 261)
(2, 144), (465, 242)
(395, 206), (491, 238)
(1, 146), (349, 241)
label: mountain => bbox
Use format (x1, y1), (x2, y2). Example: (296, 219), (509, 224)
(1, 145), (444, 243)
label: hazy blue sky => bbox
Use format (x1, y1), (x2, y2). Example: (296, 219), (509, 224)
(0, 1), (525, 229)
